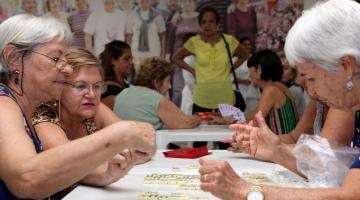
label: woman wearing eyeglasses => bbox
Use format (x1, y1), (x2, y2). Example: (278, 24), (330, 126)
(0, 15), (155, 199)
(31, 47), (153, 199)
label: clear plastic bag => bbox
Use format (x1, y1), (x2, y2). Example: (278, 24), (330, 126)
(293, 134), (360, 188)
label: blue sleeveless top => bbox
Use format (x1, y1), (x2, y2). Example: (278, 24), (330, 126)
(0, 85), (42, 200)
(350, 111), (360, 168)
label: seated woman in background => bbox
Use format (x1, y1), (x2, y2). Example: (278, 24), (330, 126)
(32, 47), (153, 199)
(278, 51), (307, 116)
(100, 40), (133, 109)
(114, 57), (201, 130)
(246, 49), (299, 134)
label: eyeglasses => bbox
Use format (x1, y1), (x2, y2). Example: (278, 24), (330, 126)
(64, 81), (107, 94)
(30, 50), (73, 70)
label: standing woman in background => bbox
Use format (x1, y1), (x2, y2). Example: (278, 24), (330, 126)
(173, 7), (247, 114)
(100, 40), (133, 109)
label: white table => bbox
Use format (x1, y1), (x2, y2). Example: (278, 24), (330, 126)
(64, 150), (305, 200)
(156, 125), (235, 149)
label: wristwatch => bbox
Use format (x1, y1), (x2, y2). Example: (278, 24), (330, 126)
(246, 185), (264, 200)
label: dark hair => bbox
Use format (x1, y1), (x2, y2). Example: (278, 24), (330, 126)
(198, 6), (220, 25)
(99, 40), (130, 81)
(247, 49), (283, 82)
(134, 57), (175, 90)
(239, 36), (251, 44)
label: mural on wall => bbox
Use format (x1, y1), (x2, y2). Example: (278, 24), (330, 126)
(0, 0), (303, 55)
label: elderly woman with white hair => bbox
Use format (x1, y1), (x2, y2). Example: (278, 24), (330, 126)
(0, 15), (155, 199)
(197, 0), (360, 199)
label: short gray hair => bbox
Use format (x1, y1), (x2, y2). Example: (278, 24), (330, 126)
(0, 14), (72, 81)
(285, 0), (360, 72)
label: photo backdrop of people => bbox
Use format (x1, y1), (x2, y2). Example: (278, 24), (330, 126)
(0, 0), (305, 55)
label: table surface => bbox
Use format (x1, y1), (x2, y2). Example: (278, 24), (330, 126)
(64, 150), (306, 200)
(156, 125), (235, 149)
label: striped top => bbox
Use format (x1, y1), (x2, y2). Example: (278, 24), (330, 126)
(266, 96), (299, 134)
(68, 11), (91, 48)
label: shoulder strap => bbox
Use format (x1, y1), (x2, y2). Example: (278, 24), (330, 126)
(220, 33), (239, 90)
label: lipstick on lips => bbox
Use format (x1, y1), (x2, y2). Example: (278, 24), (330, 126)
(83, 102), (95, 106)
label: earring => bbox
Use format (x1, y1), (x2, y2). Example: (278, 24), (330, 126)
(346, 76), (353, 91)
(13, 69), (20, 85)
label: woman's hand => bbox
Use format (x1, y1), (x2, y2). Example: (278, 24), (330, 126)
(104, 149), (137, 184)
(123, 121), (156, 157)
(229, 111), (281, 161)
(199, 158), (250, 200)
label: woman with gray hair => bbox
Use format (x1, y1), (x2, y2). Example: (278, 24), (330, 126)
(0, 15), (155, 199)
(197, 0), (360, 199)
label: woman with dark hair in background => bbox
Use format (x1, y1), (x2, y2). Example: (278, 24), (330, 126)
(246, 49), (298, 134)
(100, 40), (133, 109)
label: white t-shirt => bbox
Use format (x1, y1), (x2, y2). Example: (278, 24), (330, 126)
(233, 58), (250, 96)
(84, 9), (126, 56)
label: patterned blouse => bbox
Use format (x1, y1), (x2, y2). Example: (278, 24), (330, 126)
(31, 103), (97, 200)
(32, 103), (97, 135)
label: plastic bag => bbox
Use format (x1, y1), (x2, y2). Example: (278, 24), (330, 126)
(293, 134), (360, 188)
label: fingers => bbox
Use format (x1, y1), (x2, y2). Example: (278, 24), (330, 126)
(221, 138), (234, 143)
(199, 159), (230, 175)
(229, 123), (247, 131)
(111, 154), (128, 169)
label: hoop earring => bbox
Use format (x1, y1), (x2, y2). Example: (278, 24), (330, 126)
(346, 76), (353, 91)
(13, 69), (20, 85)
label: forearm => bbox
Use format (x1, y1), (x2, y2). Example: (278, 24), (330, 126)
(84, 34), (94, 53)
(236, 79), (251, 85)
(168, 116), (200, 129)
(260, 186), (347, 200)
(271, 143), (300, 175)
(81, 161), (110, 186)
(279, 134), (298, 144)
(160, 32), (166, 58)
(10, 123), (131, 198)
(174, 59), (194, 75)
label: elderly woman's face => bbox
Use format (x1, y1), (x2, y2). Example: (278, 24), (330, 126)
(296, 62), (358, 110)
(61, 66), (103, 119)
(25, 38), (72, 102)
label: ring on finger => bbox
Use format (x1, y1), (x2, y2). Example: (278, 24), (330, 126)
(203, 174), (208, 181)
